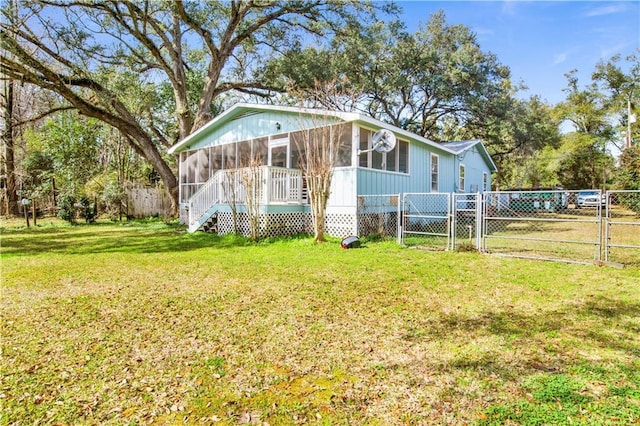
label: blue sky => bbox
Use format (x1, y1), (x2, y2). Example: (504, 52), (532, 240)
(396, 1), (640, 104)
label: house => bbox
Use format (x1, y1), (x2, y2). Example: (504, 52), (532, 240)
(168, 103), (497, 237)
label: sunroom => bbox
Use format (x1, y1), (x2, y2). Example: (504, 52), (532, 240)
(168, 103), (495, 237)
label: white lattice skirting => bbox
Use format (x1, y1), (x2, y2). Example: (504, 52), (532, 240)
(214, 211), (358, 238)
(325, 213), (357, 238)
(217, 212), (312, 238)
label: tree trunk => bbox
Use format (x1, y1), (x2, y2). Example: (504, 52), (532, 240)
(2, 78), (19, 216)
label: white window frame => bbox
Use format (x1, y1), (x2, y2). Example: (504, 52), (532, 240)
(459, 164), (465, 192)
(357, 126), (409, 174)
(430, 153), (439, 192)
(268, 137), (289, 168)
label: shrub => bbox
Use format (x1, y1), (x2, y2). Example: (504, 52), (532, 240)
(101, 180), (127, 221)
(56, 194), (76, 223)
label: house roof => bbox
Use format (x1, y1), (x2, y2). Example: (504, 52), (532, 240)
(168, 103), (362, 154)
(168, 103), (460, 156)
(441, 140), (498, 172)
(168, 104), (497, 172)
(440, 140), (479, 153)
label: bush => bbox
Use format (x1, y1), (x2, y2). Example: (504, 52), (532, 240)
(57, 194), (76, 223)
(79, 197), (97, 223)
(101, 180), (127, 221)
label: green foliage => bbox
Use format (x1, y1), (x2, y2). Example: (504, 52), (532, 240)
(490, 97), (562, 188)
(615, 146), (640, 190)
(100, 178), (128, 221)
(525, 374), (590, 404)
(79, 196), (97, 223)
(20, 149), (55, 198)
(56, 194), (76, 223)
(553, 132), (615, 189)
(481, 366), (640, 425)
(21, 113), (103, 202)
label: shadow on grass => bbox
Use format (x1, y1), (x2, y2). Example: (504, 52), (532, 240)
(403, 295), (640, 377)
(0, 220), (255, 256)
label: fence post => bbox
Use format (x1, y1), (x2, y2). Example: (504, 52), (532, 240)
(397, 193), (403, 245)
(450, 194), (456, 251)
(475, 192), (482, 250)
(604, 190), (610, 262)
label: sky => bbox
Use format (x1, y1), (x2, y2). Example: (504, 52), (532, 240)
(396, 0), (640, 104)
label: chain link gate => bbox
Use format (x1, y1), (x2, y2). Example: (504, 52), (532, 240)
(401, 193), (451, 250)
(394, 190), (638, 265)
(452, 193), (482, 250)
(356, 194), (400, 239)
(605, 190), (640, 265)
(482, 190), (602, 263)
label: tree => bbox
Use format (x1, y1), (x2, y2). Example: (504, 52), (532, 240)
(266, 11), (513, 143)
(263, 10), (563, 190)
(21, 113), (103, 218)
(1, 70), (19, 215)
(0, 1), (386, 212)
(484, 96), (561, 188)
(592, 52), (640, 150)
(239, 157), (264, 241)
(554, 70), (616, 189)
(291, 82), (355, 242)
(1, 0), (19, 216)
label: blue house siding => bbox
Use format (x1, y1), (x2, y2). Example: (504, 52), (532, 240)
(460, 145), (493, 192)
(182, 110), (342, 151)
(169, 104), (498, 236)
(356, 136), (459, 195)
(451, 146), (493, 193)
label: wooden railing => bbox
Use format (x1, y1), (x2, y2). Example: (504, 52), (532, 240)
(187, 166), (304, 232)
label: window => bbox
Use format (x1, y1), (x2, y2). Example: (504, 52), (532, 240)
(210, 145), (222, 174)
(237, 140), (251, 167)
(252, 137), (268, 165)
(270, 144), (288, 168)
(196, 148), (209, 182)
(336, 124), (353, 167)
(359, 130), (369, 167)
(398, 140), (409, 173)
(459, 164), (465, 192)
(483, 172), (488, 192)
(372, 148), (384, 171)
(357, 126), (408, 174)
(223, 143), (236, 169)
(385, 144), (397, 172)
(430, 154), (439, 192)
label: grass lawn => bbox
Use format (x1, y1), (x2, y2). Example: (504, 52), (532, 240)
(1, 219), (639, 425)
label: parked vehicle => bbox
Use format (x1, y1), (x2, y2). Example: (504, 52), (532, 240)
(576, 190), (605, 208)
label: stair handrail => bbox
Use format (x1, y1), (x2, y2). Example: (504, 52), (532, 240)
(187, 166), (304, 232)
(188, 170), (229, 231)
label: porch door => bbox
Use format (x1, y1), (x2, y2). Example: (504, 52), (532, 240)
(269, 138), (289, 168)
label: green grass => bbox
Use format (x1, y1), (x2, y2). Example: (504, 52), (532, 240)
(1, 219), (639, 425)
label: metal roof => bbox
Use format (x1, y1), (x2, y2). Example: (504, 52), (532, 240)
(168, 103), (458, 155)
(167, 104), (497, 172)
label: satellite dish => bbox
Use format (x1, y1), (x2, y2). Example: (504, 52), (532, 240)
(371, 129), (397, 153)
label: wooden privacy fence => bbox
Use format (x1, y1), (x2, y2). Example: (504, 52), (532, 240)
(125, 183), (172, 218)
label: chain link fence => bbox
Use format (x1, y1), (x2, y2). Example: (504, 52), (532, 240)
(356, 194), (399, 239)
(401, 193), (451, 250)
(482, 190), (602, 263)
(356, 190), (639, 266)
(605, 190), (640, 266)
(452, 193), (482, 250)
